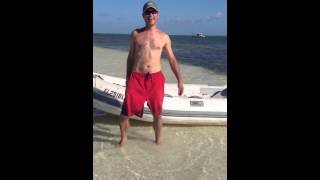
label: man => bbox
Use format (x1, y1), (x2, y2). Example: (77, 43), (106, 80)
(118, 1), (184, 146)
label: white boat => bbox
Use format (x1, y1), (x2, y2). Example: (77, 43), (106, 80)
(93, 72), (227, 125)
(196, 33), (206, 38)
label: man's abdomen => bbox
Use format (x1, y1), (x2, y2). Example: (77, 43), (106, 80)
(133, 57), (161, 73)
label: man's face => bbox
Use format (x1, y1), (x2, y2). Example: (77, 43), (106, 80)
(143, 8), (159, 25)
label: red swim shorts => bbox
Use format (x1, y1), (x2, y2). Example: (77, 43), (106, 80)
(121, 71), (165, 118)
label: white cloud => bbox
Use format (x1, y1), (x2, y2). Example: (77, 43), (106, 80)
(215, 11), (224, 18)
(207, 11), (224, 21)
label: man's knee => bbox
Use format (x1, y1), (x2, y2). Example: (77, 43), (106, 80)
(120, 114), (130, 121)
(153, 115), (162, 121)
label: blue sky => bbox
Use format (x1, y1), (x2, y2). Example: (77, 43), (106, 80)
(93, 0), (227, 36)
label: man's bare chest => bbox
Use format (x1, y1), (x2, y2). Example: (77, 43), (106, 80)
(135, 37), (164, 50)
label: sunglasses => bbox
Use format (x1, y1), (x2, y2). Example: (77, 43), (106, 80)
(144, 9), (158, 15)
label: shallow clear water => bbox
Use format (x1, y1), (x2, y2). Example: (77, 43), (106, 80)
(93, 34), (227, 180)
(93, 47), (226, 85)
(93, 112), (227, 180)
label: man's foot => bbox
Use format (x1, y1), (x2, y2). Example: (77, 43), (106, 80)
(155, 139), (161, 145)
(116, 138), (127, 147)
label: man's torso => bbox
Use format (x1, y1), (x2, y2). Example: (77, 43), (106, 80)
(132, 29), (167, 73)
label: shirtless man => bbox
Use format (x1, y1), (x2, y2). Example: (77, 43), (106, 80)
(118, 1), (184, 146)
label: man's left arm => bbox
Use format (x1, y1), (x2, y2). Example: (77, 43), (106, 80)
(163, 34), (184, 96)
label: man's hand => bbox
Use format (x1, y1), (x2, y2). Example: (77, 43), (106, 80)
(178, 80), (184, 96)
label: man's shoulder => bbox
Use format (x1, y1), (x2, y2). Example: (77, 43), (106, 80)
(129, 28), (139, 36)
(132, 28), (146, 35)
(160, 32), (171, 42)
(157, 31), (169, 39)
(131, 29), (138, 37)
(130, 28), (146, 39)
(158, 30), (167, 36)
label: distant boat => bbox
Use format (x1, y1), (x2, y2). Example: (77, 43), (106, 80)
(195, 33), (206, 38)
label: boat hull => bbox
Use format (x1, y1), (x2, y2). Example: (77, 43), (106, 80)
(93, 73), (227, 125)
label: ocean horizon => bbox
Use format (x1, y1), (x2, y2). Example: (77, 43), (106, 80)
(94, 32), (227, 38)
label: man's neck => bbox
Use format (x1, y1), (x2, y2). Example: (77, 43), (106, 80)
(144, 24), (157, 31)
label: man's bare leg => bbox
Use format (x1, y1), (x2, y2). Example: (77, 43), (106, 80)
(153, 115), (163, 144)
(117, 115), (130, 147)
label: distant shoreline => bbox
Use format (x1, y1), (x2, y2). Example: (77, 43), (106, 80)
(93, 32), (227, 38)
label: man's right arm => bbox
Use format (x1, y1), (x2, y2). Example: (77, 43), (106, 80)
(126, 31), (136, 80)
